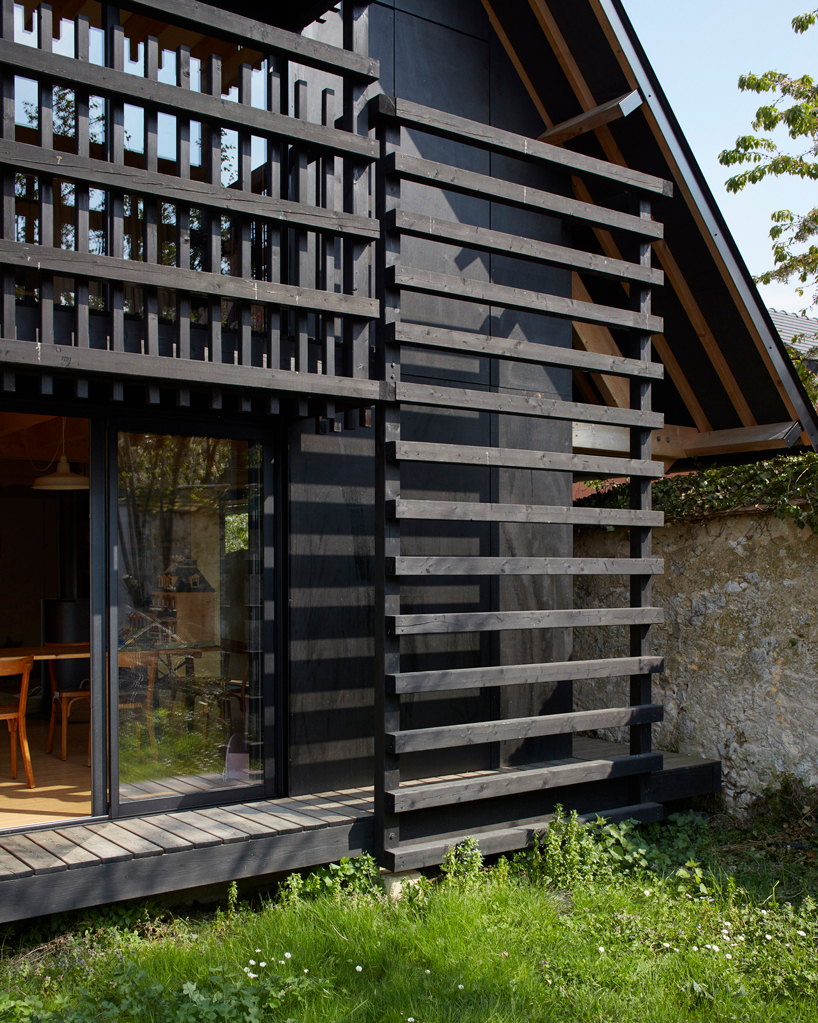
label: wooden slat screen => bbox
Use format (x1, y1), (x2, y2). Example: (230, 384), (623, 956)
(372, 97), (671, 871)
(0, 0), (379, 410)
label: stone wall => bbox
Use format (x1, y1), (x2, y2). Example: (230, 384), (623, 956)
(573, 513), (818, 810)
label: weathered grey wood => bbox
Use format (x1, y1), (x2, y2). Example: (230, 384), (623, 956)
(86, 822), (163, 858)
(389, 266), (663, 334)
(389, 440), (664, 478)
(0, 41), (379, 160)
(389, 499), (664, 527)
(385, 153), (664, 239)
(388, 606), (664, 635)
(112, 817), (193, 853)
(0, 835), (67, 874)
(386, 753), (663, 812)
(0, 140), (379, 239)
(540, 90), (642, 144)
(387, 803), (664, 872)
(374, 96), (672, 196)
(0, 847), (34, 880)
(390, 322), (664, 379)
(387, 704), (664, 752)
(194, 805), (275, 839)
(388, 556), (663, 576)
(273, 798), (352, 826)
(0, 241), (378, 319)
(0, 337), (382, 402)
(27, 831), (101, 870)
(397, 381), (663, 429)
(170, 810), (249, 845)
(121, 0), (379, 81)
(232, 801), (322, 832)
(148, 813), (224, 848)
(55, 826), (132, 864)
(389, 655), (665, 694)
(0, 819), (373, 924)
(387, 209), (663, 285)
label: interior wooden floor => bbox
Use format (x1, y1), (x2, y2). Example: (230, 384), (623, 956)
(0, 717), (92, 830)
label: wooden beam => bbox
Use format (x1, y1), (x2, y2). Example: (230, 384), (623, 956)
(391, 323), (664, 380)
(685, 421), (801, 457)
(372, 95), (672, 197)
(386, 153), (663, 238)
(386, 704), (664, 753)
(387, 556), (664, 577)
(0, 139), (380, 239)
(571, 273), (630, 408)
(388, 606), (664, 635)
(587, 0), (807, 432)
(389, 266), (663, 334)
(397, 381), (663, 429)
(0, 40), (379, 160)
(390, 439), (665, 478)
(386, 753), (663, 812)
(572, 422), (696, 466)
(389, 499), (664, 528)
(388, 209), (663, 286)
(539, 90), (642, 144)
(389, 655), (664, 694)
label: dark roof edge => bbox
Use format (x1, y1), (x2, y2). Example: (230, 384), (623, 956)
(600, 0), (818, 449)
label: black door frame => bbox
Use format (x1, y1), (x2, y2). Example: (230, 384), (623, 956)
(106, 412), (282, 818)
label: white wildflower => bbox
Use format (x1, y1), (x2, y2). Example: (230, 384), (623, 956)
(797, 930), (807, 937)
(356, 966), (363, 972)
(458, 984), (464, 990)
(598, 947), (605, 953)
(285, 952), (292, 959)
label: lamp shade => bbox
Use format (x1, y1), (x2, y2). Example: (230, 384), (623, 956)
(32, 454), (90, 490)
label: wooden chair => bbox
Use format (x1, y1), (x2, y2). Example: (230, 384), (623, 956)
(0, 655), (35, 788)
(118, 650), (158, 754)
(45, 642), (91, 766)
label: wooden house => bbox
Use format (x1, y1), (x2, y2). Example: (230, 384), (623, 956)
(0, 0), (815, 922)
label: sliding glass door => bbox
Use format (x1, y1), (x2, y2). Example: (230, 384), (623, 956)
(112, 428), (265, 811)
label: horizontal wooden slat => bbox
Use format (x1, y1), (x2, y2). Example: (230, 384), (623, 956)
(397, 381), (663, 428)
(0, 337), (383, 402)
(389, 499), (664, 527)
(388, 655), (664, 694)
(122, 0), (380, 81)
(388, 440), (664, 479)
(386, 704), (664, 753)
(0, 240), (378, 319)
(387, 210), (663, 285)
(0, 40), (378, 161)
(388, 266), (663, 334)
(0, 140), (379, 240)
(390, 322), (664, 379)
(388, 606), (664, 635)
(386, 753), (663, 812)
(387, 556), (663, 577)
(385, 153), (664, 239)
(387, 802), (664, 871)
(374, 96), (672, 197)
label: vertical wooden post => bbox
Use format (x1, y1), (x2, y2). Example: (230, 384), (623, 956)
(342, 2), (371, 427)
(143, 35), (159, 361)
(206, 54), (222, 376)
(321, 87), (339, 381)
(237, 62), (252, 372)
(38, 4), (54, 394)
(105, 12), (125, 376)
(0, 0), (14, 348)
(74, 15), (90, 357)
(293, 79), (310, 375)
(629, 195), (655, 804)
(175, 44), (191, 401)
(374, 113), (401, 867)
(265, 54), (285, 374)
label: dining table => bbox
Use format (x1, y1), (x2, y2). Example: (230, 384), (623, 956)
(0, 645), (91, 661)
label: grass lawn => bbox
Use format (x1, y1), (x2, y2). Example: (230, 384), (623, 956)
(0, 788), (816, 1023)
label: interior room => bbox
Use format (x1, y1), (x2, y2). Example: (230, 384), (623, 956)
(0, 411), (91, 830)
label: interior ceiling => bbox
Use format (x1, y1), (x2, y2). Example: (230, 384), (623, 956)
(0, 414), (89, 486)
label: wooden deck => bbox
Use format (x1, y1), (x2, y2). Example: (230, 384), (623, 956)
(0, 740), (720, 924)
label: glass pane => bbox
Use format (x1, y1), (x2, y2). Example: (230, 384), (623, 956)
(116, 433), (263, 804)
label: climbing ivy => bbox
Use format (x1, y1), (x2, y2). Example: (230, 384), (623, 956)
(581, 451), (818, 532)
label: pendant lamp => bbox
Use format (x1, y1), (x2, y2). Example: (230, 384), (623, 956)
(31, 419), (89, 490)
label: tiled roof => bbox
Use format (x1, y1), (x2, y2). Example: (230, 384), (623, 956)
(769, 308), (818, 354)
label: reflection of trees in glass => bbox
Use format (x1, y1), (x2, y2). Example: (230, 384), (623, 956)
(118, 434), (234, 611)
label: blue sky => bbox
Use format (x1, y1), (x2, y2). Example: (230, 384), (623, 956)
(621, 0), (817, 314)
